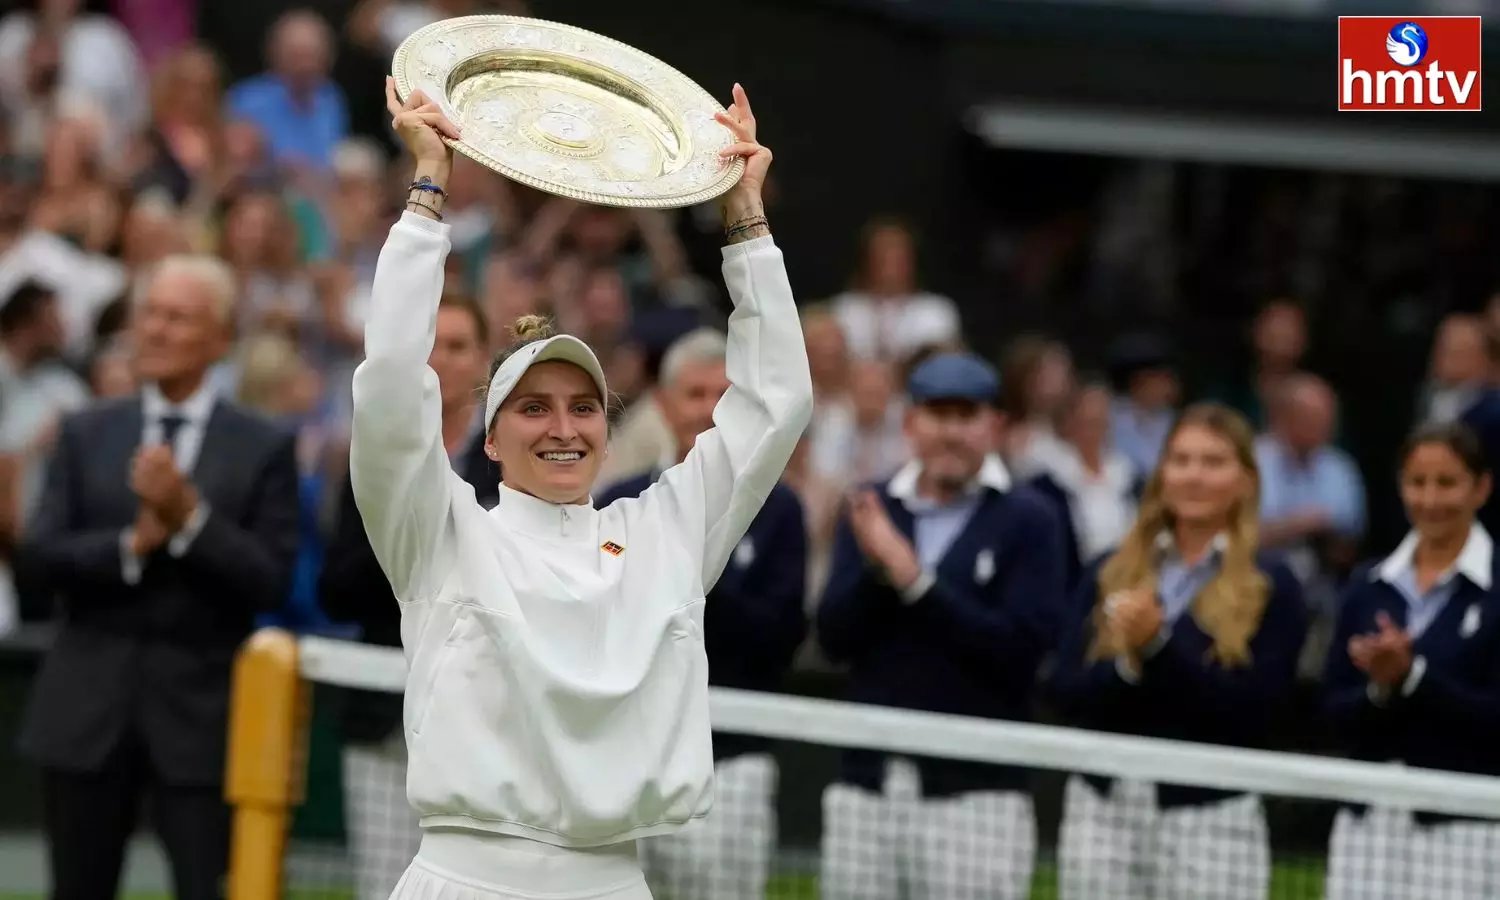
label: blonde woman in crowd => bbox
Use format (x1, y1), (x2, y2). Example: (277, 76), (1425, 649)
(1049, 403), (1307, 900)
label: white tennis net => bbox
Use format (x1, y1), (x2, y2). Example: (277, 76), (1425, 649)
(285, 636), (1500, 900)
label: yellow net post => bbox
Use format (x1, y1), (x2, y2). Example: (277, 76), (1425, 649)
(225, 628), (309, 900)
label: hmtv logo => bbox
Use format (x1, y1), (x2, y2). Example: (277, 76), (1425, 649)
(1339, 16), (1482, 111)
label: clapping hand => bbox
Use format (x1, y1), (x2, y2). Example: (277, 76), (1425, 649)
(846, 489), (922, 592)
(130, 445), (198, 533)
(129, 505), (170, 557)
(1350, 612), (1414, 689)
(1106, 588), (1164, 652)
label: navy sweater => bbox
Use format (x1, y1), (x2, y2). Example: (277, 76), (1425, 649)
(1048, 552), (1307, 808)
(816, 480), (1067, 798)
(596, 471), (808, 760)
(1322, 557), (1500, 823)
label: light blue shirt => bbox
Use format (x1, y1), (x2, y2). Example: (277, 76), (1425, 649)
(226, 75), (350, 170)
(1110, 399), (1174, 475)
(887, 454), (1010, 570)
(1255, 435), (1367, 539)
(1375, 524), (1493, 639)
(1156, 532), (1227, 624)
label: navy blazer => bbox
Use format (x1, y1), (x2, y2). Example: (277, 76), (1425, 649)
(816, 477), (1067, 798)
(1323, 547), (1500, 822)
(597, 470), (808, 760)
(1048, 551), (1306, 808)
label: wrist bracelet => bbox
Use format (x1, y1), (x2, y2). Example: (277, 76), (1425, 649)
(406, 198), (443, 221)
(409, 179), (447, 198)
(724, 214), (767, 232)
(725, 216), (768, 238)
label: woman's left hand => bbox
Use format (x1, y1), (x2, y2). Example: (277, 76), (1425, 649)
(715, 83), (771, 212)
(1109, 589), (1165, 652)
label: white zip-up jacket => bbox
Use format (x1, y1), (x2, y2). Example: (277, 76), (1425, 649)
(349, 212), (813, 848)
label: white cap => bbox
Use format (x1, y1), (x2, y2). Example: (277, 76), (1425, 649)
(483, 335), (610, 432)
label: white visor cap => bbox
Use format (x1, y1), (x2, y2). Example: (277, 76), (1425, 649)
(483, 334), (610, 433)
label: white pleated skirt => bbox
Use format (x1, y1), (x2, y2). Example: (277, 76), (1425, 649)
(391, 828), (654, 900)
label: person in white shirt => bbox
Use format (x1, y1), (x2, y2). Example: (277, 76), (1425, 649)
(830, 218), (960, 364)
(354, 80), (811, 900)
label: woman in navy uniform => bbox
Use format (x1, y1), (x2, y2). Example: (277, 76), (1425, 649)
(1323, 421), (1500, 900)
(1049, 403), (1306, 900)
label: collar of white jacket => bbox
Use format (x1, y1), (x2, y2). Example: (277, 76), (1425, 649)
(483, 334), (610, 432)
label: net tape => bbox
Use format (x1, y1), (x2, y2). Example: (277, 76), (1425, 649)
(296, 636), (1500, 820)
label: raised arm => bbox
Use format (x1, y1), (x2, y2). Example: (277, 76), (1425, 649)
(650, 85), (814, 590)
(348, 81), (463, 602)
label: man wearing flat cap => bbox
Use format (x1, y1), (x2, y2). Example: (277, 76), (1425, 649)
(815, 351), (1067, 900)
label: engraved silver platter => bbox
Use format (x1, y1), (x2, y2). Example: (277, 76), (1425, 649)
(391, 15), (745, 209)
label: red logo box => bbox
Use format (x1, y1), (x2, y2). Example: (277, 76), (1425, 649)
(1338, 16), (1482, 111)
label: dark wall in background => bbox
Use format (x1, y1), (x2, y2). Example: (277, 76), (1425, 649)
(521, 0), (960, 300)
(197, 0), (1500, 300)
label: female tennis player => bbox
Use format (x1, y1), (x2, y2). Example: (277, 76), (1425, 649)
(350, 79), (811, 900)
(1048, 403), (1307, 900)
(1323, 422), (1500, 900)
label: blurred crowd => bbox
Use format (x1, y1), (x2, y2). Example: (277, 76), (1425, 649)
(8, 1), (1500, 899)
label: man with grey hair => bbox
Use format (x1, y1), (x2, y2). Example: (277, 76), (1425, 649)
(17, 254), (301, 900)
(595, 327), (808, 900)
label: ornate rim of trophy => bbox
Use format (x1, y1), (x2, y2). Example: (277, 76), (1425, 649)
(391, 15), (746, 209)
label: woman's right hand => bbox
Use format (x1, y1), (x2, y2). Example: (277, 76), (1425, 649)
(1106, 588), (1163, 652)
(384, 77), (460, 167)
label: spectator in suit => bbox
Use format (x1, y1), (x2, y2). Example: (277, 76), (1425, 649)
(1049, 402), (1307, 900)
(16, 253), (301, 900)
(595, 327), (807, 900)
(816, 351), (1066, 900)
(318, 290), (496, 900)
(1323, 422), (1500, 900)
(1030, 378), (1140, 590)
